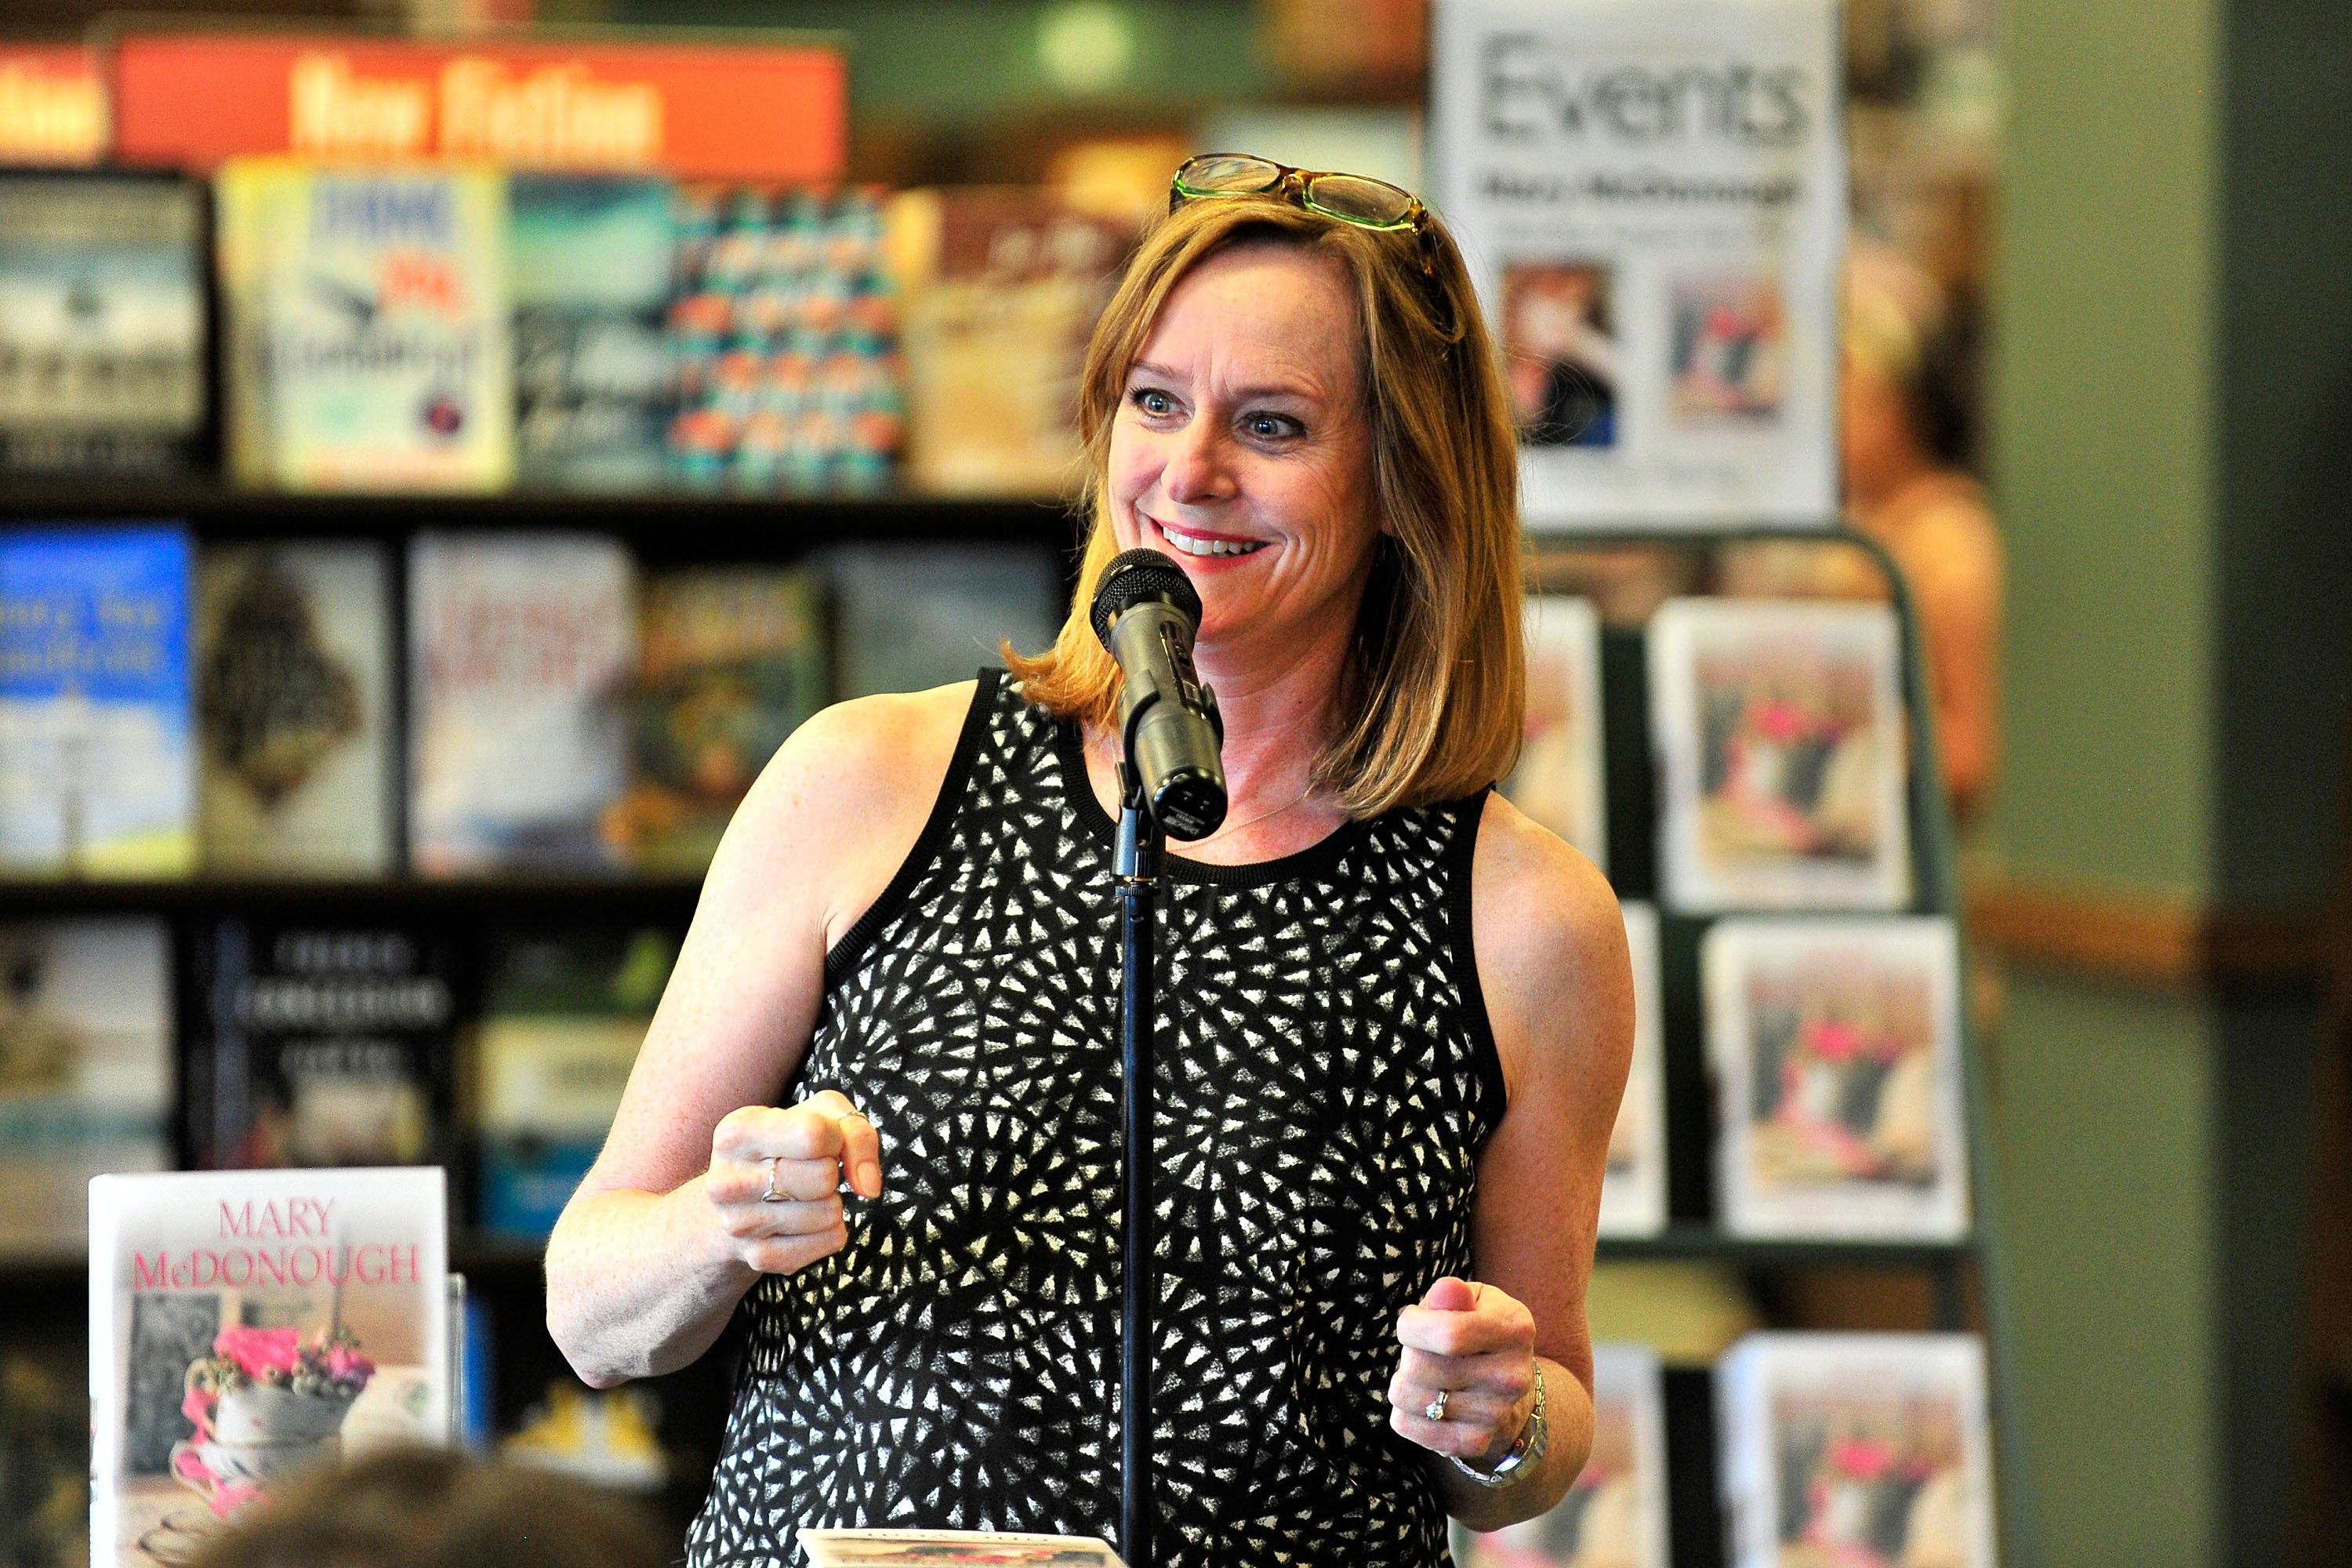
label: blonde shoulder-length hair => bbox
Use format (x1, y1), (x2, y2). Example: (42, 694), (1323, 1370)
(1007, 195), (1525, 818)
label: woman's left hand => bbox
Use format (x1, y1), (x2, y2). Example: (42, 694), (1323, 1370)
(1387, 1276), (1539, 1468)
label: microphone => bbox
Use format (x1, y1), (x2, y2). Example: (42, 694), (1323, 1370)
(1089, 549), (1227, 840)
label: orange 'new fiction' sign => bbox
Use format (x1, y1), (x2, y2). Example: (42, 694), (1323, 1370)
(112, 34), (846, 181)
(0, 46), (107, 165)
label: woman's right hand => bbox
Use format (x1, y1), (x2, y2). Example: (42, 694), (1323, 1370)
(706, 1090), (884, 1276)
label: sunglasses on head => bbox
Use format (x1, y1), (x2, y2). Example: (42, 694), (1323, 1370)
(1168, 153), (1458, 342)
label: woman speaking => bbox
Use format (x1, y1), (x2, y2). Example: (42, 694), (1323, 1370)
(546, 154), (1635, 1568)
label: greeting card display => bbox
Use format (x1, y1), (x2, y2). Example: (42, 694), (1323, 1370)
(1648, 599), (1910, 911)
(1599, 902), (1666, 1237)
(1715, 1332), (1994, 1568)
(89, 1167), (449, 1566)
(1704, 917), (1968, 1240)
(1502, 593), (1606, 870)
(1454, 1341), (1669, 1568)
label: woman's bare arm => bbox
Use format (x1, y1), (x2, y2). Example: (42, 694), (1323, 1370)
(1387, 792), (1634, 1530)
(544, 684), (972, 1388)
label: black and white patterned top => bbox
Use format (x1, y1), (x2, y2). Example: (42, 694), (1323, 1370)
(687, 670), (1506, 1568)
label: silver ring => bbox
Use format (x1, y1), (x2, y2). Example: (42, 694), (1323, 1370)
(1424, 1389), (1449, 1422)
(760, 1156), (786, 1203)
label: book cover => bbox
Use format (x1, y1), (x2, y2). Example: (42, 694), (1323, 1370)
(1647, 599), (1911, 911)
(0, 171), (209, 477)
(801, 1533), (1125, 1567)
(0, 1339), (86, 1566)
(1703, 917), (1969, 1241)
(1454, 1341), (1669, 1568)
(186, 921), (459, 1172)
(0, 918), (170, 1256)
(1715, 1332), (1994, 1568)
(1503, 593), (1606, 870)
(669, 184), (903, 495)
(818, 542), (1062, 699)
(1599, 902), (1666, 1238)
(196, 541), (394, 877)
(408, 532), (637, 876)
(0, 524), (195, 877)
(217, 159), (513, 492)
(510, 175), (676, 492)
(88, 1167), (450, 1566)
(611, 566), (826, 875)
(887, 188), (1133, 497)
(474, 928), (672, 1239)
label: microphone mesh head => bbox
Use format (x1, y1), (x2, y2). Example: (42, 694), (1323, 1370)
(1089, 549), (1203, 648)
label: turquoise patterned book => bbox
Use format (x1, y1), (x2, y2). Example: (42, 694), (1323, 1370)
(0, 524), (194, 877)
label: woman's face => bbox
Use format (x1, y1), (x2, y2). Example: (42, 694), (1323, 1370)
(1107, 242), (1381, 654)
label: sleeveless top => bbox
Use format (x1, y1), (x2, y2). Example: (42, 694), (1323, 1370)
(687, 670), (1507, 1568)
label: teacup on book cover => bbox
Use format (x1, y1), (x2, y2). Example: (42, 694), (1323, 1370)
(89, 1167), (449, 1568)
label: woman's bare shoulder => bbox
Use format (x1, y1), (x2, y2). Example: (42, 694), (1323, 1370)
(1468, 791), (1634, 1099)
(702, 681), (982, 943)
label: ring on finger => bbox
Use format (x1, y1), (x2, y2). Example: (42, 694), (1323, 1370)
(1424, 1388), (1449, 1422)
(761, 1156), (786, 1203)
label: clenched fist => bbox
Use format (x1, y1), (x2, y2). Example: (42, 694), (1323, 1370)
(1387, 1276), (1539, 1470)
(704, 1090), (884, 1277)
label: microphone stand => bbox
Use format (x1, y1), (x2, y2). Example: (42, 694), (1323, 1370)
(1113, 761), (1161, 1568)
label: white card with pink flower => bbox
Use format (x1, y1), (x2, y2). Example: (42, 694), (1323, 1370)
(89, 1167), (449, 1567)
(1702, 917), (1969, 1241)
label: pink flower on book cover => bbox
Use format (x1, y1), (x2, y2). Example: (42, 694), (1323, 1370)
(172, 1326), (376, 1516)
(216, 1326), (301, 1383)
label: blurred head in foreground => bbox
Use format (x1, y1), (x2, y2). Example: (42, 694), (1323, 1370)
(183, 1447), (666, 1568)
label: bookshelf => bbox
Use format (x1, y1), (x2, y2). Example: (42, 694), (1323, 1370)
(0, 493), (2027, 1566)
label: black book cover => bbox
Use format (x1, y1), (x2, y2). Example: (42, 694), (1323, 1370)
(184, 921), (458, 1171)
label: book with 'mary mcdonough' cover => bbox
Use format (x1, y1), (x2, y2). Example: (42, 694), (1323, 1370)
(89, 1167), (449, 1567)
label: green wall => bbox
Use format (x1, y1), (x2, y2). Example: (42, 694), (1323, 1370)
(1993, 0), (2351, 1563)
(1993, 0), (2220, 897)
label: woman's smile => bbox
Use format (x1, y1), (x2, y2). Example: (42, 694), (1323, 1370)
(1145, 513), (1271, 562)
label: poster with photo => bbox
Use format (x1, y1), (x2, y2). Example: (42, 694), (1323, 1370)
(1600, 902), (1666, 1237)
(1431, 0), (1843, 528)
(1454, 1342), (1670, 1568)
(1703, 917), (1969, 1241)
(1647, 599), (1910, 911)
(1503, 594), (1606, 869)
(1715, 1332), (1995, 1568)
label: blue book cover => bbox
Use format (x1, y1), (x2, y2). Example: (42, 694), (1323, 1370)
(0, 524), (194, 875)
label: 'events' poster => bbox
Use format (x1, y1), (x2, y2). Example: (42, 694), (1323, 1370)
(1432, 0), (1844, 529)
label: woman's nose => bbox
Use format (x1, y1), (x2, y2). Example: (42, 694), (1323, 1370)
(1160, 419), (1236, 506)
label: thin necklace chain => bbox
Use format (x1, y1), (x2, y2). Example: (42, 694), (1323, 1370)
(1192, 775), (1317, 845)
(1087, 728), (1316, 846)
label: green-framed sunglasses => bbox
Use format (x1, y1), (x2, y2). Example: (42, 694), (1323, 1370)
(1169, 152), (1457, 339)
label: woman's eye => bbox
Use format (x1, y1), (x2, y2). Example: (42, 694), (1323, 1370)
(1244, 413), (1301, 441)
(1131, 388), (1175, 416)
